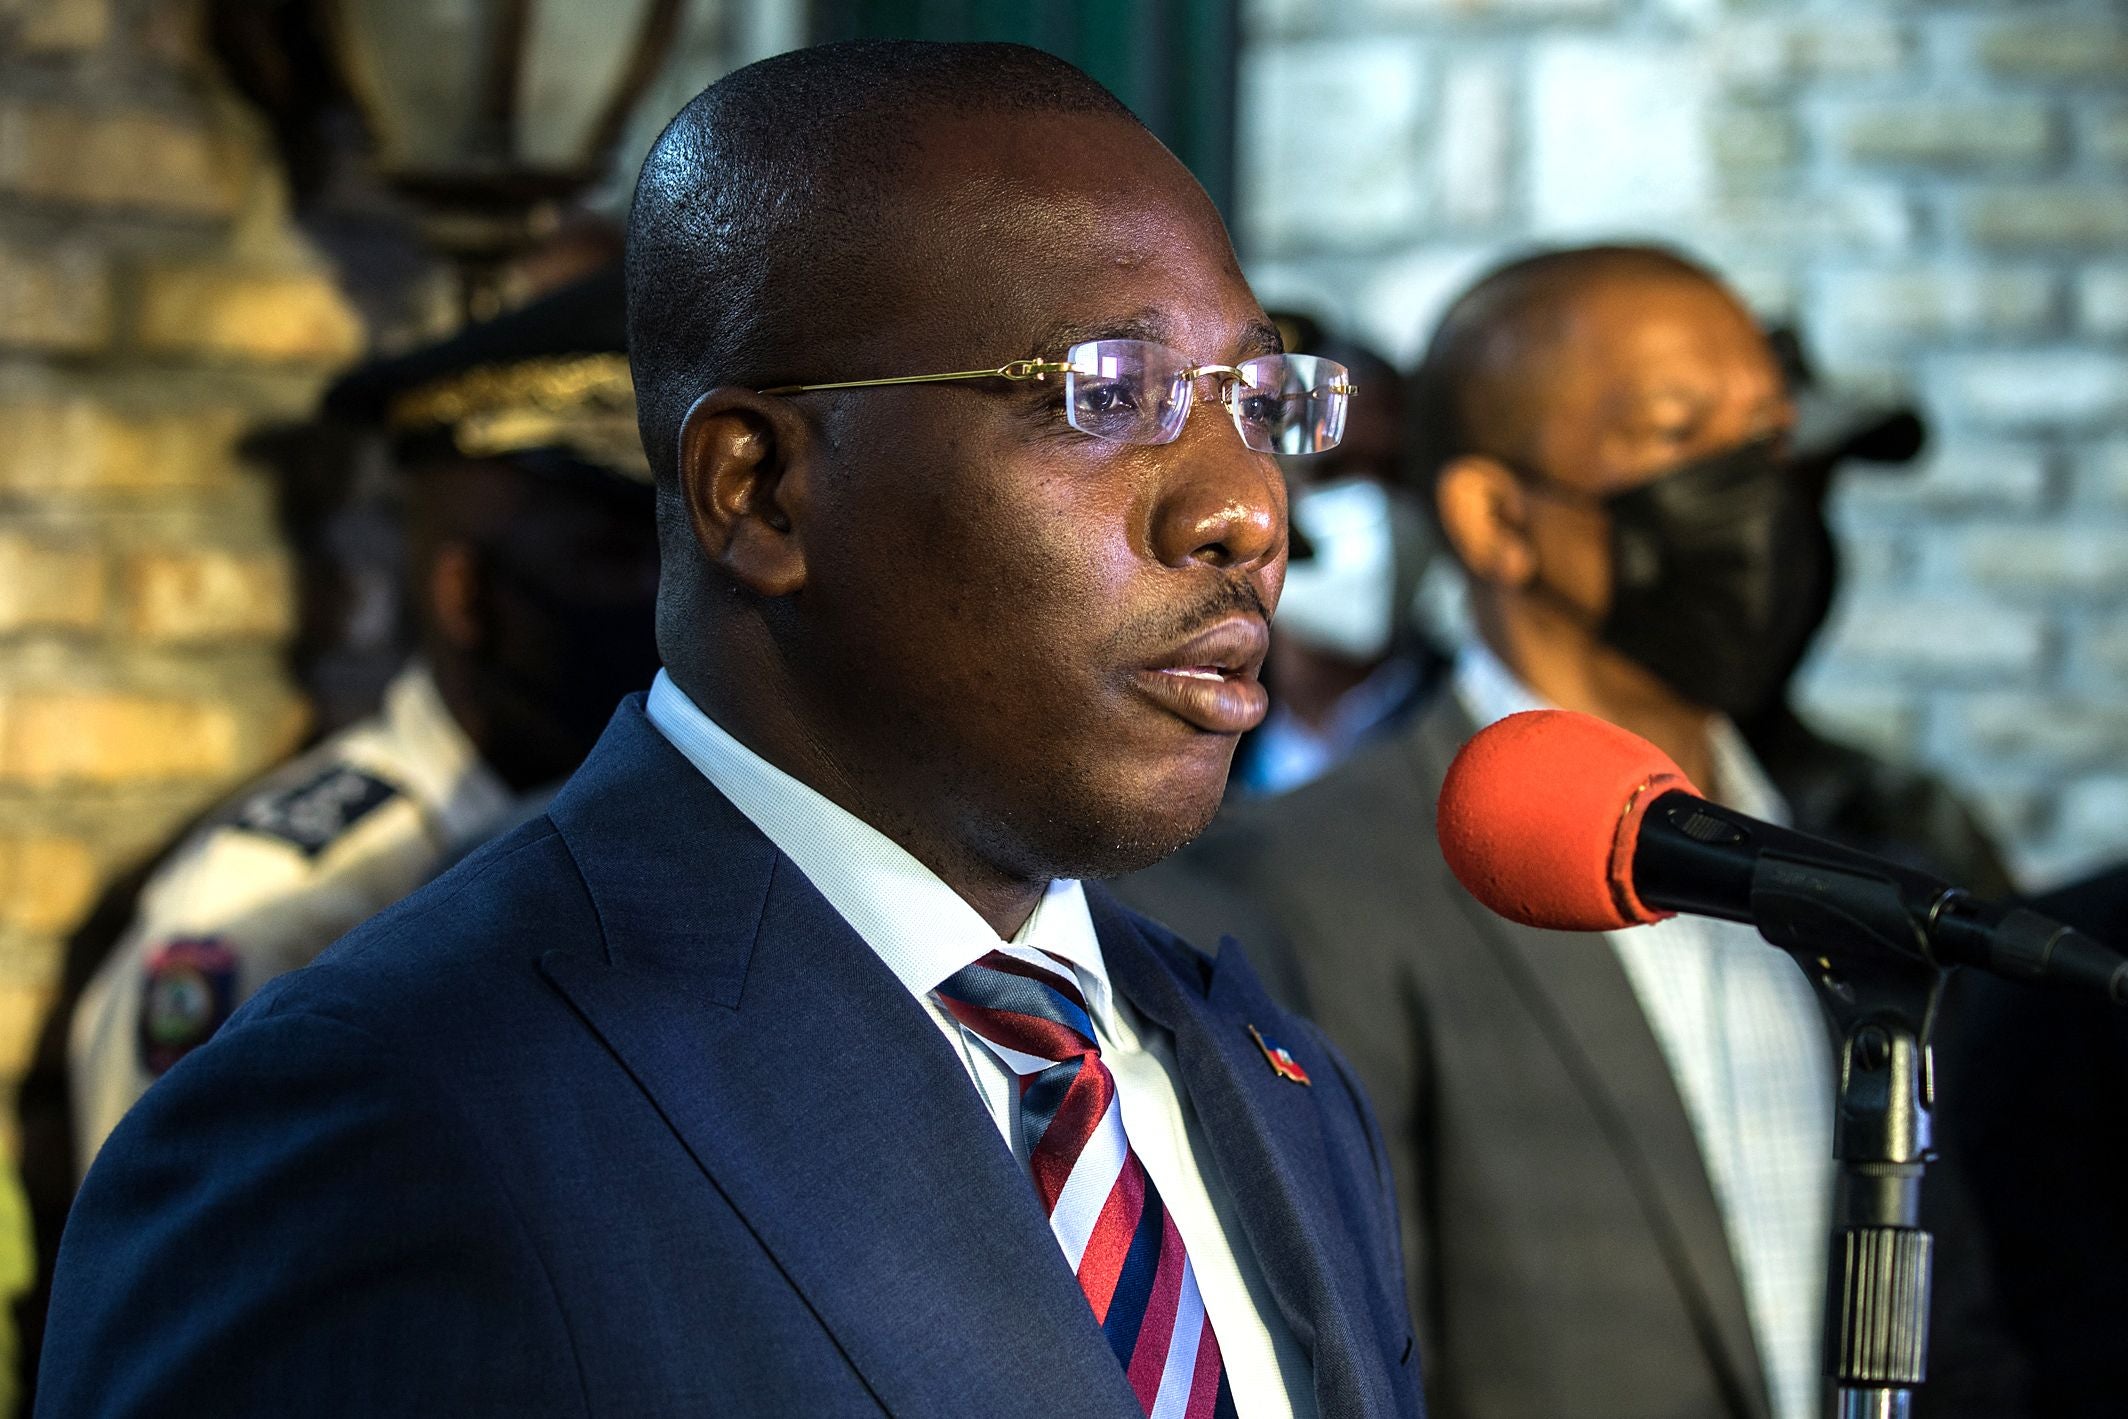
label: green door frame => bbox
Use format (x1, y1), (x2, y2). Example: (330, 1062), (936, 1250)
(806, 0), (1238, 219)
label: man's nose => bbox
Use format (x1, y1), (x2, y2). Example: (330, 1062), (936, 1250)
(1147, 407), (1285, 570)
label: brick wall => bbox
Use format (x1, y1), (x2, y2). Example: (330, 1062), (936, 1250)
(1240, 0), (2128, 889)
(0, 0), (362, 1102)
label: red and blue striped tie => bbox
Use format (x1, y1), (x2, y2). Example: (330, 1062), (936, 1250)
(937, 948), (1238, 1419)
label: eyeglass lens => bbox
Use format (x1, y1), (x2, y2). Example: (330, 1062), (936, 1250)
(1061, 340), (1350, 454)
(1235, 353), (1350, 456)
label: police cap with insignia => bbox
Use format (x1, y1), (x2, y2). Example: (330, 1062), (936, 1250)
(324, 262), (648, 488)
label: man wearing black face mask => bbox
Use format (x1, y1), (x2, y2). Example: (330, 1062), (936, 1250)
(1733, 332), (2017, 899)
(67, 266), (661, 1164)
(1489, 430), (1822, 728)
(1126, 246), (1917, 1419)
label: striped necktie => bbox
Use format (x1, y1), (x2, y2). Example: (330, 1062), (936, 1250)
(936, 948), (1237, 1419)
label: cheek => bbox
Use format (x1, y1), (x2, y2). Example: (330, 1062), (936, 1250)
(827, 440), (1146, 691)
(956, 469), (1143, 679)
(1528, 511), (1614, 614)
(1261, 552), (1288, 614)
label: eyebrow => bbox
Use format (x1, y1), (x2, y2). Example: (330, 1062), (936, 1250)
(1235, 319), (1284, 360)
(1616, 382), (1714, 425)
(1025, 312), (1286, 364)
(1026, 311), (1175, 356)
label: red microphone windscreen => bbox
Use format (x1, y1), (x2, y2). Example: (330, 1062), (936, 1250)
(1437, 709), (1700, 931)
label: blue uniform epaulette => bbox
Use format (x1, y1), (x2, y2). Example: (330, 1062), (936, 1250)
(232, 764), (403, 858)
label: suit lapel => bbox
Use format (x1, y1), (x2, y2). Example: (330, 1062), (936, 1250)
(538, 703), (1142, 1418)
(1402, 698), (1773, 1419)
(1089, 889), (1400, 1419)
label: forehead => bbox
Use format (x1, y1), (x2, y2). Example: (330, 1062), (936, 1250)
(1545, 274), (1777, 418)
(871, 111), (1270, 363)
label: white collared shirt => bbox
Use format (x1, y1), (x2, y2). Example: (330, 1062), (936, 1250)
(1452, 641), (1834, 1419)
(646, 670), (1313, 1417)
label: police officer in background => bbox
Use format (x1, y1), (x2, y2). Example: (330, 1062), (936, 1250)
(65, 265), (662, 1168)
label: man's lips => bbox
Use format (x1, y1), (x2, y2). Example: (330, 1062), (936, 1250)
(1133, 616), (1271, 735)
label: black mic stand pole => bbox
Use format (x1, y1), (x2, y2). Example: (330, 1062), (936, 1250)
(1750, 857), (1949, 1419)
(1640, 792), (2128, 1413)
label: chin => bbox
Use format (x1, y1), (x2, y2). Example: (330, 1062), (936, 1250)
(1048, 758), (1231, 881)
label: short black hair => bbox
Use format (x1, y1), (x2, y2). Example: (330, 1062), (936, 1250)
(1409, 243), (1718, 489)
(625, 40), (1139, 488)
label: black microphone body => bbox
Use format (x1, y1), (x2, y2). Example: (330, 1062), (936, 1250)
(1630, 789), (2128, 1006)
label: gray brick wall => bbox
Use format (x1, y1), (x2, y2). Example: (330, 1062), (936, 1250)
(1238, 0), (2128, 888)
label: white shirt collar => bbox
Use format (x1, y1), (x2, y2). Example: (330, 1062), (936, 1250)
(379, 660), (516, 852)
(1449, 638), (1788, 826)
(644, 669), (1116, 1024)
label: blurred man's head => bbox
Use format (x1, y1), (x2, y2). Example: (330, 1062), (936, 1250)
(1414, 245), (1813, 723)
(1270, 333), (1432, 673)
(403, 453), (658, 790)
(1292, 338), (1405, 493)
(626, 42), (1302, 906)
(328, 265), (662, 791)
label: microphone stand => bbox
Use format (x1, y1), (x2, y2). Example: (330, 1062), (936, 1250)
(1633, 789), (2124, 1413)
(1751, 856), (1948, 1419)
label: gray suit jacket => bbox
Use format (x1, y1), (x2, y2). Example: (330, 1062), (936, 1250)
(1120, 692), (1773, 1419)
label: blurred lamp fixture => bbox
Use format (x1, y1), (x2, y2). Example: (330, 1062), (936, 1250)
(319, 0), (683, 311)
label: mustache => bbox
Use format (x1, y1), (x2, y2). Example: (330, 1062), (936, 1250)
(1106, 575), (1272, 660)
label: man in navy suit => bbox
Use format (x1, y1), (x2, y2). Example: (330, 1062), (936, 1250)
(39, 42), (1420, 1418)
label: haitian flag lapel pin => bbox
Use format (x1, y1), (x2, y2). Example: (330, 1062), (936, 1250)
(1247, 1024), (1312, 1085)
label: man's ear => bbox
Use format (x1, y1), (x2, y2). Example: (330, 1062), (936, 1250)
(1435, 455), (1537, 590)
(675, 388), (812, 598)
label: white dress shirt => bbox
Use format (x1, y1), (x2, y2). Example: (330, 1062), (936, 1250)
(646, 670), (1313, 1417)
(1452, 641), (1834, 1419)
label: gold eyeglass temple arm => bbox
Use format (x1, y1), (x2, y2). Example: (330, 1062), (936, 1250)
(762, 358), (1075, 395)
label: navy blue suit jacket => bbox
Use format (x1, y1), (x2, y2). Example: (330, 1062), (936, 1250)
(41, 698), (1422, 1417)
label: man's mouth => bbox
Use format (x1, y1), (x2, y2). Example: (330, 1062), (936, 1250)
(1134, 617), (1271, 735)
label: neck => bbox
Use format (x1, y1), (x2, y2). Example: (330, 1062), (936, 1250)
(664, 656), (1048, 940)
(948, 875), (1049, 940)
(1479, 597), (1722, 796)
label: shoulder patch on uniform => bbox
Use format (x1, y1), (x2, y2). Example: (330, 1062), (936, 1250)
(139, 936), (238, 1076)
(232, 764), (402, 857)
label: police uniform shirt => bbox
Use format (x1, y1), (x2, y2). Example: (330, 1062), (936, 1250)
(68, 662), (514, 1171)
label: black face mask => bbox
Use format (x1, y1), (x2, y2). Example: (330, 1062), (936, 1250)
(1530, 436), (1832, 721)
